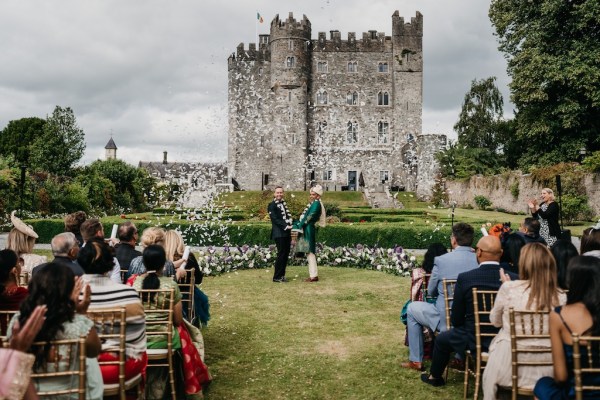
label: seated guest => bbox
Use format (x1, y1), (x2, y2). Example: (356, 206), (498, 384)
(0, 249), (28, 311)
(114, 221), (142, 272)
(32, 232), (84, 276)
(80, 218), (121, 283)
(499, 233), (526, 275)
(421, 235), (518, 387)
(482, 243), (566, 399)
(6, 211), (46, 274)
(8, 263), (103, 399)
(551, 239), (578, 290)
(410, 242), (448, 302)
(78, 238), (147, 386)
(534, 256), (600, 399)
(133, 245), (210, 398)
(516, 217), (547, 245)
(128, 227), (185, 280)
(164, 229), (210, 327)
(64, 211), (87, 247)
(580, 222), (600, 258)
(402, 223), (478, 371)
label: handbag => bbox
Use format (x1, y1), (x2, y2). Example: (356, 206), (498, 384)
(0, 348), (35, 400)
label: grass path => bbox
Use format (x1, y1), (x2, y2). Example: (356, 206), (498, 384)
(201, 266), (464, 399)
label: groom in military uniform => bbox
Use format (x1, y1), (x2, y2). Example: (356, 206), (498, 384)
(268, 186), (293, 283)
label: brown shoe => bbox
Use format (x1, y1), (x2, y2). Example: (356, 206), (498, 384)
(401, 361), (424, 371)
(304, 277), (319, 282)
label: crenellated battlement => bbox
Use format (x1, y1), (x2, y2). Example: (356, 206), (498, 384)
(313, 30), (392, 52)
(228, 42), (270, 64)
(392, 11), (423, 37)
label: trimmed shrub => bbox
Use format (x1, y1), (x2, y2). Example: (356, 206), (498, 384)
(474, 195), (492, 210)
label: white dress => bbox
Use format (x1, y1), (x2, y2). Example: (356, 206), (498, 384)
(482, 280), (566, 400)
(21, 253), (47, 274)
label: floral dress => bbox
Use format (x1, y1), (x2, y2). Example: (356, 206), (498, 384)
(8, 313), (104, 400)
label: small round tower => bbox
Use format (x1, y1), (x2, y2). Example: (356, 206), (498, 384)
(269, 12), (311, 89)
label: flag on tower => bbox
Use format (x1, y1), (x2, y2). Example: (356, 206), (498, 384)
(257, 12), (264, 23)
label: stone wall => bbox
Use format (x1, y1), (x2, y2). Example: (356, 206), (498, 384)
(445, 172), (600, 216)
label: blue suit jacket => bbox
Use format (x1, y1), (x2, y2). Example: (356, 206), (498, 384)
(450, 262), (518, 352)
(427, 246), (478, 331)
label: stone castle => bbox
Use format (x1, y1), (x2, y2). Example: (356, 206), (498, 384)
(227, 11), (445, 197)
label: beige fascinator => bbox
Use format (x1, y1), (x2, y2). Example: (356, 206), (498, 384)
(10, 210), (39, 239)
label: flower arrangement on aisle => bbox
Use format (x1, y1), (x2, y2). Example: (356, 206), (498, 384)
(194, 244), (415, 277)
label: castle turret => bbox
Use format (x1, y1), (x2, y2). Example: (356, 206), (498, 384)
(269, 12), (311, 90)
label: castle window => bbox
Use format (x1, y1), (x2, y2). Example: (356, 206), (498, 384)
(317, 91), (328, 105)
(288, 91), (292, 101)
(257, 98), (262, 109)
(380, 170), (389, 183)
(316, 121), (327, 137)
(317, 61), (328, 73)
(347, 61), (358, 73)
(288, 39), (294, 50)
(286, 56), (295, 68)
(406, 133), (414, 142)
(346, 91), (358, 105)
(323, 170), (333, 181)
(346, 121), (358, 144)
(378, 122), (389, 144)
(258, 67), (263, 76)
(291, 133), (297, 144)
(378, 62), (389, 73)
(377, 91), (390, 106)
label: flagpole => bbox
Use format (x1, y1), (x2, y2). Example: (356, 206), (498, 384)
(256, 10), (258, 46)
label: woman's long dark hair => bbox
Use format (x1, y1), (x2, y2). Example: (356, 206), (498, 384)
(77, 238), (115, 275)
(0, 249), (18, 294)
(566, 256), (600, 336)
(551, 239), (578, 290)
(500, 233), (526, 271)
(18, 263), (76, 369)
(422, 243), (447, 273)
(141, 245), (166, 301)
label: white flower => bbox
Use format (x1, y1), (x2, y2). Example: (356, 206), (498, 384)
(376, 265), (382, 270)
(266, 254), (271, 259)
(410, 256), (416, 262)
(335, 258), (342, 263)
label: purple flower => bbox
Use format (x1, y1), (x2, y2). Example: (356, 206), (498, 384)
(394, 246), (404, 254)
(356, 244), (364, 250)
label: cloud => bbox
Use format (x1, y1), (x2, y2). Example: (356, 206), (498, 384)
(0, 0), (511, 166)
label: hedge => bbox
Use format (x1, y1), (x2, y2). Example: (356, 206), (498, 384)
(27, 219), (484, 249)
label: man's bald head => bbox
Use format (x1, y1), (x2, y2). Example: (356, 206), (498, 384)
(475, 236), (503, 263)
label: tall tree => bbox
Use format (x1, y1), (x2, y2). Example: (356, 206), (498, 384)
(30, 106), (86, 176)
(0, 117), (46, 165)
(454, 76), (505, 151)
(489, 0), (600, 168)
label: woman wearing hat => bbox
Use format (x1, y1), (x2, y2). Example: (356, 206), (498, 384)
(293, 185), (326, 282)
(6, 211), (46, 274)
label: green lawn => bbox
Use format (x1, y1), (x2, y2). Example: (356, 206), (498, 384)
(201, 266), (464, 400)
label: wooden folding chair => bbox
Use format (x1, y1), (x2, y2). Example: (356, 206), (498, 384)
(177, 268), (196, 324)
(422, 273), (434, 302)
(573, 333), (600, 400)
(87, 307), (142, 400)
(463, 288), (498, 400)
(496, 308), (553, 399)
(138, 288), (176, 400)
(31, 336), (87, 399)
(19, 272), (29, 286)
(442, 278), (457, 331)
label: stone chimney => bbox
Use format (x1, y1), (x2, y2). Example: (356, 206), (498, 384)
(163, 151), (168, 164)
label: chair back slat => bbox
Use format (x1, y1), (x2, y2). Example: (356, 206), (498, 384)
(0, 310), (18, 344)
(442, 279), (457, 331)
(473, 289), (499, 354)
(573, 334), (600, 400)
(508, 308), (553, 399)
(176, 269), (196, 324)
(31, 336), (87, 399)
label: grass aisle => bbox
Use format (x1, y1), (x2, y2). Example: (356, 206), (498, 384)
(201, 265), (463, 399)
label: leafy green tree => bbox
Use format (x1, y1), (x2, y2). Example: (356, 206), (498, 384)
(454, 77), (505, 151)
(436, 142), (502, 180)
(30, 106), (86, 176)
(0, 117), (46, 165)
(489, 0), (600, 168)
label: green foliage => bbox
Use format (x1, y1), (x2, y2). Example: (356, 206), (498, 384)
(436, 142), (502, 179)
(489, 0), (600, 167)
(509, 181), (520, 199)
(0, 117), (46, 164)
(582, 151), (600, 173)
(561, 194), (594, 223)
(324, 202), (341, 218)
(430, 174), (449, 207)
(474, 195), (492, 210)
(454, 77), (505, 152)
(30, 106), (86, 176)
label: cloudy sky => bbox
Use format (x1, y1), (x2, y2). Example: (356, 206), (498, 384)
(0, 0), (512, 166)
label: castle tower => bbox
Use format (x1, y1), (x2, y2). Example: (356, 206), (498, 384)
(267, 13), (312, 189)
(104, 137), (117, 160)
